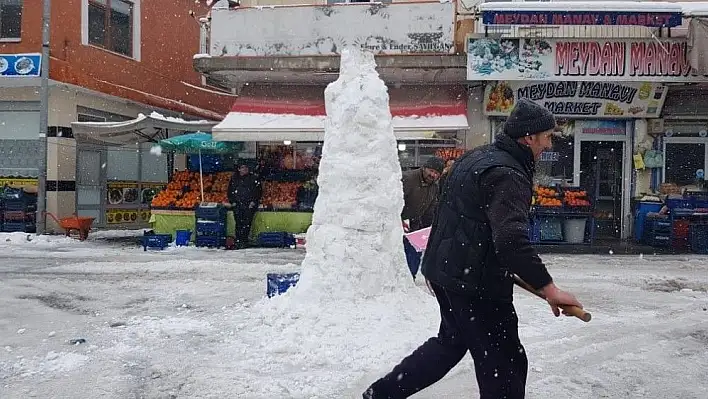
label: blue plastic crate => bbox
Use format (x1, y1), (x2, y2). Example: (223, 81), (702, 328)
(634, 202), (663, 242)
(195, 204), (227, 221)
(141, 233), (172, 251)
(195, 235), (224, 248)
(266, 272), (300, 298)
(196, 220), (226, 235)
(2, 221), (35, 233)
(648, 219), (672, 231)
(3, 199), (37, 211)
(175, 230), (192, 246)
(257, 232), (296, 248)
(666, 198), (694, 210)
(528, 218), (541, 243)
(694, 200), (708, 209)
(689, 224), (708, 254)
(647, 234), (671, 247)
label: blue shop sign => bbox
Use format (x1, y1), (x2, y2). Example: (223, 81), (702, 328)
(482, 11), (682, 28)
(540, 152), (560, 162)
(0, 54), (42, 77)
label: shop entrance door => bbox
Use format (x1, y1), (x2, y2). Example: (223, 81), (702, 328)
(76, 147), (106, 227)
(579, 141), (624, 239)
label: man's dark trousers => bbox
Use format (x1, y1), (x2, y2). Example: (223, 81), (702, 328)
(234, 202), (256, 245)
(365, 283), (528, 399)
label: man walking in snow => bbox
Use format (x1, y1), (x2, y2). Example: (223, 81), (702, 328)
(364, 99), (584, 399)
(401, 156), (444, 278)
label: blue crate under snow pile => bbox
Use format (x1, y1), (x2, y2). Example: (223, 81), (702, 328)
(266, 273), (300, 298)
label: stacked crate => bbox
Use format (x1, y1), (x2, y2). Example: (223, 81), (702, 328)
(642, 218), (672, 248)
(194, 203), (227, 248)
(1, 188), (37, 233)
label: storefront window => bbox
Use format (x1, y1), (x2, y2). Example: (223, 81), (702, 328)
(141, 143), (168, 183)
(0, 110), (40, 140)
(107, 147), (139, 181)
(492, 118), (575, 185)
(536, 134), (574, 185)
(397, 141), (416, 169)
(397, 139), (458, 170)
(664, 143), (706, 186)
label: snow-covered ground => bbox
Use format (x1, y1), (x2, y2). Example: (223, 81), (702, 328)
(0, 232), (706, 399)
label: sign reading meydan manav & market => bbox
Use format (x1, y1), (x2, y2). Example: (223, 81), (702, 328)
(481, 10), (682, 28)
(467, 38), (704, 82)
(484, 81), (668, 118)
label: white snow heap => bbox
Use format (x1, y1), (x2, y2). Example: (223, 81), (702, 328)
(291, 46), (414, 301)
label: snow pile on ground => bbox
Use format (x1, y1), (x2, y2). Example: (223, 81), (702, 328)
(228, 47), (439, 397)
(0, 232), (80, 248)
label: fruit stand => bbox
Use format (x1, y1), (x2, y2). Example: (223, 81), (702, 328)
(530, 185), (595, 245)
(148, 143), (319, 244)
(149, 170), (238, 240)
(249, 144), (320, 239)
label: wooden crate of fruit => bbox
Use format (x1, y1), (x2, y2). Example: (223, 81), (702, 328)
(532, 186), (562, 208)
(562, 188), (592, 211)
(150, 170), (231, 210)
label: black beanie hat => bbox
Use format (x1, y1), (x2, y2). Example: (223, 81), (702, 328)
(423, 156), (445, 174)
(503, 98), (556, 139)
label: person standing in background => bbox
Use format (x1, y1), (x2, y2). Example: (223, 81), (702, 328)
(228, 163), (262, 249)
(438, 158), (455, 197)
(400, 156), (444, 279)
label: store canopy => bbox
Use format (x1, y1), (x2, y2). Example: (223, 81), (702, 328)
(71, 112), (218, 147)
(211, 98), (469, 142)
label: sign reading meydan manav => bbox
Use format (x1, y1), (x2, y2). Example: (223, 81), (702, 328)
(467, 38), (704, 82)
(481, 10), (682, 28)
(484, 81), (668, 118)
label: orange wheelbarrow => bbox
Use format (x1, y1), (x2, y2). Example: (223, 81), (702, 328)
(44, 212), (95, 241)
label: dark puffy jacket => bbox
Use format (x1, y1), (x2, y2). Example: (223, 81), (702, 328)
(401, 168), (439, 231)
(227, 172), (262, 206)
(421, 134), (553, 301)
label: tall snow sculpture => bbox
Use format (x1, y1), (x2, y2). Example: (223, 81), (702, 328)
(292, 46), (413, 301)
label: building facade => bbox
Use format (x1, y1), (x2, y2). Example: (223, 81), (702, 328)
(192, 1), (479, 157)
(467, 1), (708, 241)
(0, 0), (233, 230)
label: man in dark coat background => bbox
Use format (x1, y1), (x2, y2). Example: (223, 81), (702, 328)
(228, 163), (262, 249)
(401, 156), (444, 278)
(364, 99), (584, 399)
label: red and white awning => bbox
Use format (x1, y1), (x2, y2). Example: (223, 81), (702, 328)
(211, 98), (469, 142)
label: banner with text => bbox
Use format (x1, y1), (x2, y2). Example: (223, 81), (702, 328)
(467, 38), (705, 82)
(484, 81), (668, 118)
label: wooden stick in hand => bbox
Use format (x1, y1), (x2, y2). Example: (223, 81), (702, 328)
(513, 274), (592, 323)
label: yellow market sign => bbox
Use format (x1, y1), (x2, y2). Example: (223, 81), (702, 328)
(0, 178), (38, 187)
(484, 81), (668, 118)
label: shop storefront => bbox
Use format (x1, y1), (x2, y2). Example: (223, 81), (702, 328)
(71, 113), (218, 228)
(0, 53), (42, 185)
(468, 34), (685, 241)
(489, 111), (637, 240)
(470, 2), (708, 249)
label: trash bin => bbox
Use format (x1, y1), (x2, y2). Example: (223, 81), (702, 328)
(563, 218), (587, 244)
